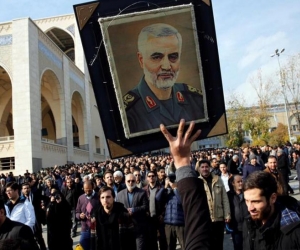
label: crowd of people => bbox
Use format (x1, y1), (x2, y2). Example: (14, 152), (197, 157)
(0, 120), (300, 250)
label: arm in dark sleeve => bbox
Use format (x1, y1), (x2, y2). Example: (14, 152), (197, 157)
(132, 190), (148, 214)
(19, 225), (40, 250)
(176, 166), (211, 250)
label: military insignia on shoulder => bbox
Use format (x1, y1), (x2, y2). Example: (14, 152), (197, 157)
(187, 85), (202, 95)
(176, 92), (184, 102)
(145, 96), (156, 108)
(123, 92), (139, 110)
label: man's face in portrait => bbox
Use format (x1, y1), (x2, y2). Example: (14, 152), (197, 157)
(138, 35), (181, 89)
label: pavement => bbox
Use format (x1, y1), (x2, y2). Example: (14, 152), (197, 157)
(41, 170), (300, 250)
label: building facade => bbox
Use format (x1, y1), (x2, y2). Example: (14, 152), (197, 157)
(0, 14), (108, 175)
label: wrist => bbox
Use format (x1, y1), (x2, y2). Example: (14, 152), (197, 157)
(173, 157), (190, 168)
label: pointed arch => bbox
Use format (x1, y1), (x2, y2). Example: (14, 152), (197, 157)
(0, 65), (13, 137)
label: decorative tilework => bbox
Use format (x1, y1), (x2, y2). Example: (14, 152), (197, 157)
(70, 70), (84, 89)
(38, 40), (62, 69)
(67, 24), (75, 36)
(0, 35), (12, 46)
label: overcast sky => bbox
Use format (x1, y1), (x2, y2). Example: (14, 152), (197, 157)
(1, 0), (300, 106)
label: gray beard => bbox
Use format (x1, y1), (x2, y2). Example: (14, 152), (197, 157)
(126, 183), (136, 192)
(144, 68), (179, 89)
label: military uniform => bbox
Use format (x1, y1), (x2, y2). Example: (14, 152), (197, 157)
(124, 77), (205, 133)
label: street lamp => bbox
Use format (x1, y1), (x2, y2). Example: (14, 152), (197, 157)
(271, 48), (292, 142)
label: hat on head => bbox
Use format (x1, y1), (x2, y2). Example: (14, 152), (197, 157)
(249, 154), (257, 160)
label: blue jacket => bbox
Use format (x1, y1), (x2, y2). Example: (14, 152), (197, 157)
(164, 188), (184, 226)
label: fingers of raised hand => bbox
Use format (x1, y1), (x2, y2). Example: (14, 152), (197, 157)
(176, 119), (185, 138)
(184, 121), (195, 141)
(160, 124), (174, 142)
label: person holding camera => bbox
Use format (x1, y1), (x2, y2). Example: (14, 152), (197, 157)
(164, 173), (185, 250)
(45, 187), (72, 250)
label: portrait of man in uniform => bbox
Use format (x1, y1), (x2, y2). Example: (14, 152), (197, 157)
(123, 23), (205, 133)
(99, 5), (208, 137)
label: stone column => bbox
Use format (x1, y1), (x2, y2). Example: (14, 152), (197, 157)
(62, 56), (74, 163)
(12, 18), (42, 174)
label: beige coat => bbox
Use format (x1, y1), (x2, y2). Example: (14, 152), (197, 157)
(199, 173), (231, 222)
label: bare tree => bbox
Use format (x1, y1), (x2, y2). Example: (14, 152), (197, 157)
(281, 53), (300, 129)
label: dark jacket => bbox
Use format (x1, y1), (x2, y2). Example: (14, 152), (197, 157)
(61, 183), (82, 209)
(243, 163), (264, 180)
(227, 158), (240, 175)
(228, 191), (248, 231)
(116, 187), (149, 232)
(243, 196), (300, 250)
(176, 167), (211, 250)
(143, 183), (166, 218)
(95, 202), (135, 250)
(0, 217), (39, 250)
(164, 188), (184, 226)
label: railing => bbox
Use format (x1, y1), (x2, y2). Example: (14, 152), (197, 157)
(0, 136), (14, 142)
(41, 138), (55, 144)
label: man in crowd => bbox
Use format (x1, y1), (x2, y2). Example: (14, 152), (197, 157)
(243, 171), (300, 249)
(210, 158), (221, 176)
(4, 182), (35, 231)
(21, 182), (47, 250)
(113, 170), (126, 191)
(117, 174), (149, 250)
(0, 199), (39, 249)
(277, 148), (294, 194)
(93, 186), (135, 250)
(164, 174), (185, 250)
(227, 175), (248, 250)
(157, 167), (167, 186)
(227, 155), (240, 175)
(76, 181), (99, 250)
(243, 154), (264, 180)
(264, 155), (287, 196)
(139, 163), (148, 181)
(144, 171), (167, 250)
(198, 160), (231, 250)
(62, 178), (82, 238)
(104, 171), (125, 199)
(134, 169), (146, 188)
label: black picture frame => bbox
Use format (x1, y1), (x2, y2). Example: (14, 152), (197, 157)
(74, 0), (227, 158)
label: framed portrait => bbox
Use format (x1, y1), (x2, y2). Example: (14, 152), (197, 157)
(74, 0), (227, 158)
(99, 4), (208, 138)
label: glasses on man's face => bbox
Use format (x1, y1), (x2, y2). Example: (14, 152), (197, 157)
(134, 174), (141, 176)
(127, 180), (135, 183)
(147, 175), (155, 178)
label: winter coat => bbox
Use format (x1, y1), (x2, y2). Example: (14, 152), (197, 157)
(164, 188), (184, 226)
(199, 173), (231, 222)
(243, 196), (300, 250)
(227, 191), (248, 231)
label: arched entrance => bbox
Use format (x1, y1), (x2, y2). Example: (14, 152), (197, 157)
(71, 91), (87, 149)
(0, 65), (13, 137)
(41, 69), (64, 143)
